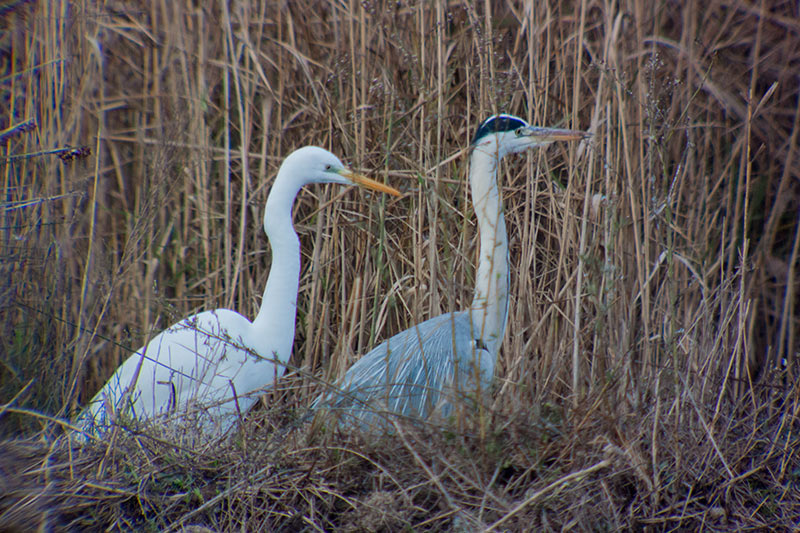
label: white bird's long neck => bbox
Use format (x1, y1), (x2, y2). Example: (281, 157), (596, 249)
(252, 177), (303, 363)
(468, 148), (510, 357)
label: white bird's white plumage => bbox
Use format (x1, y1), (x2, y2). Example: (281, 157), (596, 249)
(314, 115), (586, 430)
(76, 146), (400, 437)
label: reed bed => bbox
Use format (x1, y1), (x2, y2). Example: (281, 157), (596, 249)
(1, 0), (798, 530)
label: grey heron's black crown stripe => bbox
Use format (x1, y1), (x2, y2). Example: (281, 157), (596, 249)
(471, 114), (528, 145)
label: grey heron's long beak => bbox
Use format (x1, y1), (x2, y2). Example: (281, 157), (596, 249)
(339, 169), (402, 197)
(522, 126), (590, 143)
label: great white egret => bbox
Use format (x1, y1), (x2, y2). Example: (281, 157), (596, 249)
(313, 115), (586, 429)
(77, 146), (401, 437)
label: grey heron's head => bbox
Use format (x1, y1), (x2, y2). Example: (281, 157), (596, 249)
(471, 114), (587, 159)
(279, 146), (400, 196)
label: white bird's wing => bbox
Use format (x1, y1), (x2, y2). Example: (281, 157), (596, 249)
(77, 309), (278, 436)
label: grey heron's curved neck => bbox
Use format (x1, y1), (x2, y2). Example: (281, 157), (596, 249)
(467, 145), (510, 356)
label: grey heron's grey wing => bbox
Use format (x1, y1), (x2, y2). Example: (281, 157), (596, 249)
(315, 311), (479, 425)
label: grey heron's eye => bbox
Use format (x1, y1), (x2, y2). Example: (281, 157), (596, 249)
(515, 127), (525, 136)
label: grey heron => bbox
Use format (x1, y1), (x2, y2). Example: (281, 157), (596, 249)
(313, 115), (586, 430)
(77, 146), (400, 437)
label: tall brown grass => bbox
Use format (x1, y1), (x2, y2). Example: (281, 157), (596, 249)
(1, 0), (798, 530)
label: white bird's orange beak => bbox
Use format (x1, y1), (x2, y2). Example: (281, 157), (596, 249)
(340, 169), (402, 197)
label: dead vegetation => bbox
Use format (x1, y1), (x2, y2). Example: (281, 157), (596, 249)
(1, 0), (799, 530)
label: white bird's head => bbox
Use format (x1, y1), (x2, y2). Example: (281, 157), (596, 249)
(279, 146), (400, 196)
(471, 114), (587, 159)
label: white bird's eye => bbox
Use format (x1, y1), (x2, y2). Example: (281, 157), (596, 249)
(324, 164), (333, 171)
